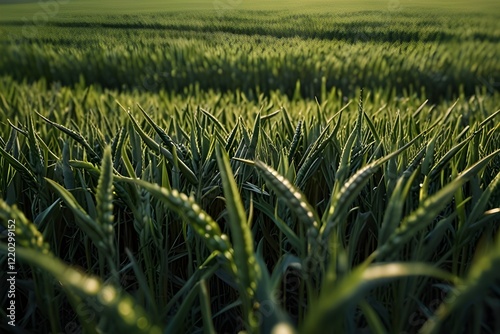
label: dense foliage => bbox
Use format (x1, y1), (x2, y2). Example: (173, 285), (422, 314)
(0, 9), (499, 100)
(0, 1), (499, 333)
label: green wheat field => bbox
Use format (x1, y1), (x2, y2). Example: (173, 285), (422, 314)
(0, 0), (499, 333)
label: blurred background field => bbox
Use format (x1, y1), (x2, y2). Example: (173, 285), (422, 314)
(1, 0), (500, 17)
(0, 0), (499, 101)
(0, 1), (499, 333)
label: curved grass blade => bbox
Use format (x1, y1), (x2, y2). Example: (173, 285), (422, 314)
(26, 115), (46, 183)
(281, 106), (295, 139)
(0, 145), (37, 187)
(301, 262), (459, 334)
(378, 169), (419, 245)
(252, 198), (301, 252)
(199, 279), (217, 334)
(478, 108), (500, 128)
(123, 249), (158, 319)
(321, 134), (421, 243)
(287, 120), (302, 164)
(0, 246), (161, 334)
(359, 300), (387, 334)
(356, 88), (364, 150)
(261, 108), (281, 121)
(247, 112), (261, 160)
(116, 176), (232, 256)
(165, 282), (204, 334)
(216, 145), (259, 281)
(335, 126), (358, 184)
(295, 123), (335, 188)
(225, 118), (240, 152)
(163, 252), (220, 318)
(466, 170), (500, 226)
(421, 136), (437, 176)
(363, 111), (381, 148)
(421, 228), (500, 334)
(429, 134), (474, 180)
(376, 149), (500, 260)
(253, 249), (297, 334)
(200, 107), (228, 137)
(7, 119), (27, 137)
(62, 141), (75, 189)
(137, 104), (177, 151)
(111, 126), (126, 170)
(45, 178), (109, 252)
(254, 159), (320, 255)
(125, 109), (198, 185)
(428, 100), (457, 130)
(35, 111), (100, 162)
(216, 145), (260, 331)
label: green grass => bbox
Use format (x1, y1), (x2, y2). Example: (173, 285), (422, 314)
(0, 1), (499, 333)
(1, 0), (498, 19)
(0, 5), (498, 100)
